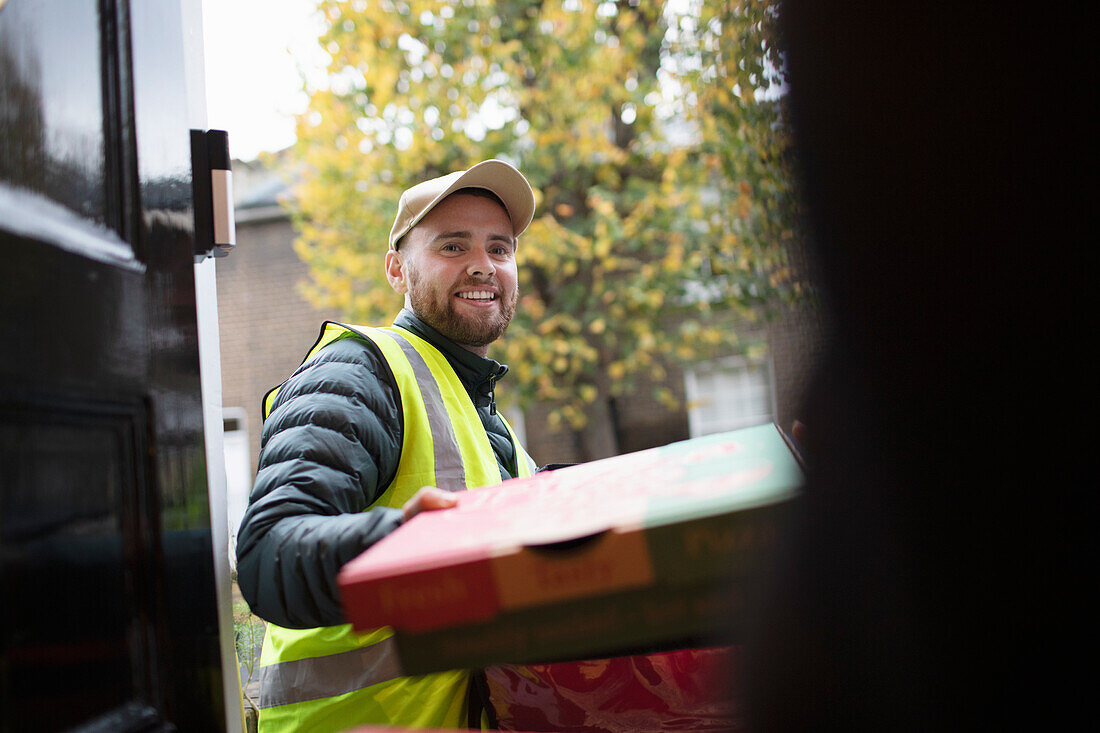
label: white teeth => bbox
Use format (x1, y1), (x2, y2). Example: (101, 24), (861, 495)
(457, 291), (495, 300)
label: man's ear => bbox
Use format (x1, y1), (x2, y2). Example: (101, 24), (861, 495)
(385, 249), (408, 294)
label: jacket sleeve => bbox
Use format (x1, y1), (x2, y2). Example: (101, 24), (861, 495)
(235, 336), (404, 629)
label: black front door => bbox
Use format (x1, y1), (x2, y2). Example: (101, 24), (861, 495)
(1, 0), (225, 730)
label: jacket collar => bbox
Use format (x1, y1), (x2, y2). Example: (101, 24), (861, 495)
(393, 309), (508, 407)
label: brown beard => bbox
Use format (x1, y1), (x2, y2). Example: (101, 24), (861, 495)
(406, 270), (517, 348)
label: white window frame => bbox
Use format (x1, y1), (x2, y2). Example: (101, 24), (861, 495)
(684, 353), (778, 437)
(222, 407), (252, 566)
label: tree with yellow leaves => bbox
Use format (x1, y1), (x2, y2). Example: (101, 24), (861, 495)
(291, 0), (799, 461)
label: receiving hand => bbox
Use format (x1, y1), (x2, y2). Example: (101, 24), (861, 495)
(401, 486), (459, 522)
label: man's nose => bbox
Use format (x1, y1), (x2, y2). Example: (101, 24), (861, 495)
(466, 250), (495, 277)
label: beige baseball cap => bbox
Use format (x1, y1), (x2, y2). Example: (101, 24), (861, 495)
(388, 159), (535, 250)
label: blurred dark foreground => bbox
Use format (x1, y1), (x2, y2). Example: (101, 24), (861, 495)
(739, 2), (1089, 731)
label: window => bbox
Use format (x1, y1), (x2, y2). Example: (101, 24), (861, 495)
(684, 354), (776, 437)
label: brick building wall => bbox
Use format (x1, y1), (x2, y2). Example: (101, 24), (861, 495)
(216, 191), (341, 475)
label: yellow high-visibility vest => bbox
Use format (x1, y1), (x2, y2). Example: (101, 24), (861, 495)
(255, 323), (534, 732)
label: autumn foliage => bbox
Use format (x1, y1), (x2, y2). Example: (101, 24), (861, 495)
(290, 0), (800, 456)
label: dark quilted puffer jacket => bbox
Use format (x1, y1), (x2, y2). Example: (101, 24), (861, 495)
(236, 309), (518, 628)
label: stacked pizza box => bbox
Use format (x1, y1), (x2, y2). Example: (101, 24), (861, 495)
(338, 422), (803, 675)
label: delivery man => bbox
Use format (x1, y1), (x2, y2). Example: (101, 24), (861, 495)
(236, 160), (538, 731)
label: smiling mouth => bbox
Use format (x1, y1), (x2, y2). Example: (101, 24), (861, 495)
(456, 291), (497, 301)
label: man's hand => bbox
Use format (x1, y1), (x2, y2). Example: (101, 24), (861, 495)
(402, 486), (459, 522)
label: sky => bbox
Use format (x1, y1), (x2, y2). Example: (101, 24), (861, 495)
(201, 0), (327, 161)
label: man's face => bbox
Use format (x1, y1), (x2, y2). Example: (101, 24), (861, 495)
(386, 192), (519, 355)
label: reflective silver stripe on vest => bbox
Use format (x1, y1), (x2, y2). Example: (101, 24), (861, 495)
(387, 330), (468, 492)
(257, 637), (403, 709)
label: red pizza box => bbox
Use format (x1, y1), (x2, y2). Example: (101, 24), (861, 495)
(337, 422), (802, 674)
